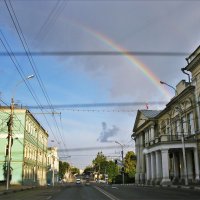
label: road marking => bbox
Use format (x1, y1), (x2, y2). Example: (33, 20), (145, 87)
(94, 186), (120, 200)
(46, 196), (52, 200)
(111, 186), (119, 189)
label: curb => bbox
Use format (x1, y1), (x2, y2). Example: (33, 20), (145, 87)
(0, 186), (35, 196)
(111, 183), (200, 191)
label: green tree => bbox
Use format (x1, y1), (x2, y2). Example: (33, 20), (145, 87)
(83, 165), (94, 175)
(59, 161), (70, 179)
(92, 151), (107, 174)
(124, 151), (136, 178)
(92, 152), (119, 183)
(70, 166), (80, 175)
(106, 160), (119, 183)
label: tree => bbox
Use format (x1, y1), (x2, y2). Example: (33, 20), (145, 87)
(70, 166), (80, 175)
(59, 161), (70, 179)
(106, 160), (119, 183)
(92, 151), (107, 174)
(83, 165), (94, 175)
(92, 152), (119, 183)
(124, 151), (136, 178)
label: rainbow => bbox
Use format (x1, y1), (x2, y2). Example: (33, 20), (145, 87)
(68, 20), (171, 100)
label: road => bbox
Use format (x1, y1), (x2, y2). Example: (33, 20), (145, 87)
(1, 183), (200, 200)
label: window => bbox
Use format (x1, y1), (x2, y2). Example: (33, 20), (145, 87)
(187, 112), (194, 135)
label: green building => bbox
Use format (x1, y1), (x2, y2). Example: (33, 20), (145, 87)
(0, 107), (48, 186)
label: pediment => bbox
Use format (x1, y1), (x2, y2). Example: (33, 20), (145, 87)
(133, 110), (148, 132)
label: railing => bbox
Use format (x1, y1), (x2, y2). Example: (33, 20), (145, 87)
(144, 133), (195, 147)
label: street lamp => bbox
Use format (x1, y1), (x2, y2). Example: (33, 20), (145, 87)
(160, 81), (178, 96)
(115, 141), (125, 185)
(6, 74), (34, 190)
(159, 81), (188, 186)
(175, 106), (188, 186)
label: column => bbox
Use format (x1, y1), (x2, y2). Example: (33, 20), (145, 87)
(135, 137), (140, 184)
(194, 148), (200, 182)
(145, 154), (151, 184)
(161, 149), (171, 185)
(151, 152), (156, 184)
(186, 150), (194, 182)
(155, 151), (162, 184)
(150, 125), (155, 145)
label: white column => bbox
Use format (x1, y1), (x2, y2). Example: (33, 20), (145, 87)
(150, 125), (155, 144)
(151, 152), (156, 183)
(155, 151), (162, 183)
(186, 150), (194, 182)
(145, 154), (151, 184)
(161, 149), (171, 185)
(194, 148), (200, 181)
(135, 137), (140, 184)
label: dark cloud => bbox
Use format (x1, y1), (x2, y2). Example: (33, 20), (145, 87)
(97, 122), (119, 143)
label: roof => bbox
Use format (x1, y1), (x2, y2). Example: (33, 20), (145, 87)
(140, 110), (161, 118)
(132, 109), (161, 134)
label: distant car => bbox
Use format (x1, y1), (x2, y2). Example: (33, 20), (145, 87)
(76, 178), (81, 184)
(99, 179), (106, 183)
(85, 179), (90, 186)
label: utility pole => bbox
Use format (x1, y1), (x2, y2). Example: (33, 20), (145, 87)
(52, 156), (55, 187)
(115, 141), (125, 185)
(6, 97), (14, 190)
(160, 81), (188, 185)
(121, 149), (124, 185)
(5, 75), (34, 189)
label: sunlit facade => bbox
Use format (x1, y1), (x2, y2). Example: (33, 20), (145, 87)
(0, 107), (48, 186)
(133, 46), (200, 185)
(47, 147), (59, 185)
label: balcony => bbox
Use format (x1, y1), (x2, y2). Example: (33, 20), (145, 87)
(144, 134), (196, 147)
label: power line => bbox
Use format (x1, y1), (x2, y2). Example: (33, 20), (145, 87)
(34, 0), (68, 44)
(4, 0), (68, 155)
(0, 51), (189, 57)
(58, 145), (131, 152)
(26, 101), (167, 109)
(0, 31), (61, 147)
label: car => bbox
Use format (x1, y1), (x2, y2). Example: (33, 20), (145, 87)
(76, 178), (81, 184)
(85, 179), (90, 186)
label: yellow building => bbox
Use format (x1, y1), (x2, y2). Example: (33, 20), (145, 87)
(133, 46), (200, 185)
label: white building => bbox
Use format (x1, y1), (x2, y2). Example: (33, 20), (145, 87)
(132, 46), (200, 185)
(47, 147), (59, 185)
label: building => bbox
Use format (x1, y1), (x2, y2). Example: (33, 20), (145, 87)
(133, 46), (200, 185)
(47, 147), (59, 185)
(0, 107), (48, 186)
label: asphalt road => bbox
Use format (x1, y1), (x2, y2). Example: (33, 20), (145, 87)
(1, 183), (200, 200)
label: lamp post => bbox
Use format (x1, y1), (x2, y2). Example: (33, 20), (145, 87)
(160, 81), (178, 96)
(175, 106), (188, 186)
(160, 81), (188, 185)
(115, 141), (125, 185)
(6, 75), (34, 190)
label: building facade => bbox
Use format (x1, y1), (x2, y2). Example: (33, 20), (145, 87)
(133, 46), (200, 185)
(47, 147), (59, 185)
(0, 107), (48, 186)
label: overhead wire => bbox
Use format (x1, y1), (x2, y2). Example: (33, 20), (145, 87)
(34, 0), (68, 44)
(3, 0), (67, 155)
(0, 51), (189, 57)
(0, 31), (61, 146)
(6, 0), (67, 154)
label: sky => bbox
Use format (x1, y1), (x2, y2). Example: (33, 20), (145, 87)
(0, 0), (200, 169)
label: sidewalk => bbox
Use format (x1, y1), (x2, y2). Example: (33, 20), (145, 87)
(112, 183), (200, 191)
(0, 185), (35, 195)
